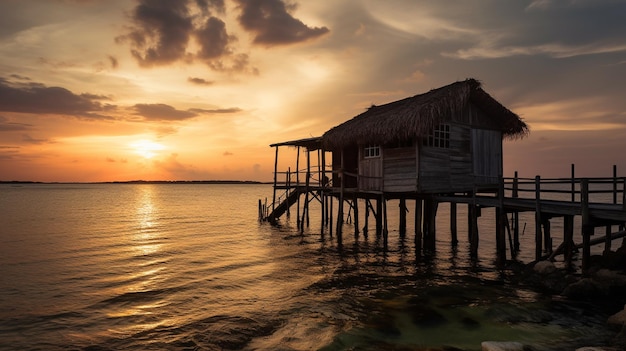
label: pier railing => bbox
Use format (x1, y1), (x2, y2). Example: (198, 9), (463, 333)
(503, 175), (626, 207)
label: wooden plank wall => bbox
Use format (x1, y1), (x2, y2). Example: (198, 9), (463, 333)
(419, 124), (473, 193)
(383, 147), (417, 192)
(471, 128), (501, 185)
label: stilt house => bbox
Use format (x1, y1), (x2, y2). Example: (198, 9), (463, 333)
(323, 78), (528, 194)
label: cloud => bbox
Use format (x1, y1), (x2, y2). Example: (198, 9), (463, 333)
(133, 103), (198, 121)
(188, 107), (242, 114)
(0, 77), (115, 119)
(117, 0), (247, 71)
(116, 0), (193, 67)
(0, 116), (32, 131)
(22, 134), (53, 144)
(188, 77), (214, 85)
(223, 151), (233, 156)
(195, 16), (234, 59)
(234, 0), (329, 46)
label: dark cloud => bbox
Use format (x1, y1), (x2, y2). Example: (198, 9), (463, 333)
(133, 103), (198, 121)
(188, 107), (242, 114)
(195, 0), (225, 15)
(195, 16), (234, 59)
(234, 0), (329, 46)
(118, 0), (242, 70)
(223, 151), (233, 156)
(188, 77), (214, 85)
(116, 0), (194, 67)
(22, 134), (52, 144)
(0, 116), (32, 132)
(108, 55), (119, 69)
(0, 77), (115, 119)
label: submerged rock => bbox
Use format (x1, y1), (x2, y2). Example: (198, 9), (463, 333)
(481, 341), (524, 351)
(562, 278), (608, 300)
(533, 260), (556, 275)
(607, 304), (626, 330)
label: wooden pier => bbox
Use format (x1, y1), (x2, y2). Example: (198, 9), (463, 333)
(258, 80), (625, 271)
(260, 160), (626, 271)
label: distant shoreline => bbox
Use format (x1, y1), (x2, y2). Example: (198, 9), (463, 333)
(0, 180), (270, 185)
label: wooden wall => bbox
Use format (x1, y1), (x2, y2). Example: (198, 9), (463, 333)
(382, 147), (417, 192)
(419, 124), (473, 193)
(471, 128), (502, 185)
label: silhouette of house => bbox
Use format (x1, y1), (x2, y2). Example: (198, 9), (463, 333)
(322, 78), (528, 194)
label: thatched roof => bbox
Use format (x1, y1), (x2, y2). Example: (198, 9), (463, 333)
(322, 78), (528, 150)
(270, 136), (322, 150)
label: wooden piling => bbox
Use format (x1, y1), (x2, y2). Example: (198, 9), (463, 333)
(512, 171), (520, 252)
(399, 198), (407, 238)
(376, 197), (383, 236)
(469, 203), (479, 258)
(354, 194), (360, 240)
(564, 215), (574, 267)
(382, 195), (388, 248)
(296, 146), (301, 228)
(336, 150), (344, 243)
(581, 179), (591, 270)
(450, 202), (458, 246)
(535, 175), (543, 260)
(415, 198), (423, 257)
(496, 179), (506, 263)
(363, 198), (370, 237)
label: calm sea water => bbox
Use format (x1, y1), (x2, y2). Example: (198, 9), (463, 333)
(0, 183), (619, 350)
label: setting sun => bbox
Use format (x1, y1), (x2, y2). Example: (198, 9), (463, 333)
(130, 140), (165, 159)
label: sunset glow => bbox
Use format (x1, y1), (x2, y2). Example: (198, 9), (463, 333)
(130, 140), (166, 159)
(0, 0), (624, 182)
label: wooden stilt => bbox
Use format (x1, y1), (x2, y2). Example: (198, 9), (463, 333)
(296, 146), (301, 228)
(543, 218), (552, 254)
(376, 197), (383, 236)
(329, 195), (334, 237)
(336, 150), (344, 244)
(363, 198), (370, 238)
(535, 175), (543, 260)
(423, 199), (437, 253)
(305, 150), (311, 228)
(512, 171), (520, 252)
(450, 202), (458, 246)
(581, 179), (591, 270)
(382, 195), (388, 248)
(354, 194), (359, 240)
(415, 198), (423, 257)
(399, 198), (407, 238)
(469, 204), (479, 258)
(564, 215), (574, 267)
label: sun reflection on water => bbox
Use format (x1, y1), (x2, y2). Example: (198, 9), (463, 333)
(134, 185), (161, 256)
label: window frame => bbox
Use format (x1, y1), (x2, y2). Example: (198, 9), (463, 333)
(425, 124), (451, 149)
(363, 145), (381, 158)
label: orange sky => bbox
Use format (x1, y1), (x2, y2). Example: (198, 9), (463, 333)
(1, 0), (625, 182)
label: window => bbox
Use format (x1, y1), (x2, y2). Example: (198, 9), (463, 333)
(364, 145), (380, 158)
(425, 124), (450, 148)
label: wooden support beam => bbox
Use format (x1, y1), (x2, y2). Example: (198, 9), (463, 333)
(450, 202), (458, 246)
(564, 215), (574, 267)
(296, 146), (301, 228)
(354, 194), (360, 240)
(382, 195), (388, 248)
(363, 198), (370, 238)
(415, 198), (423, 257)
(399, 198), (407, 238)
(535, 175), (543, 260)
(376, 197), (383, 236)
(581, 179), (591, 271)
